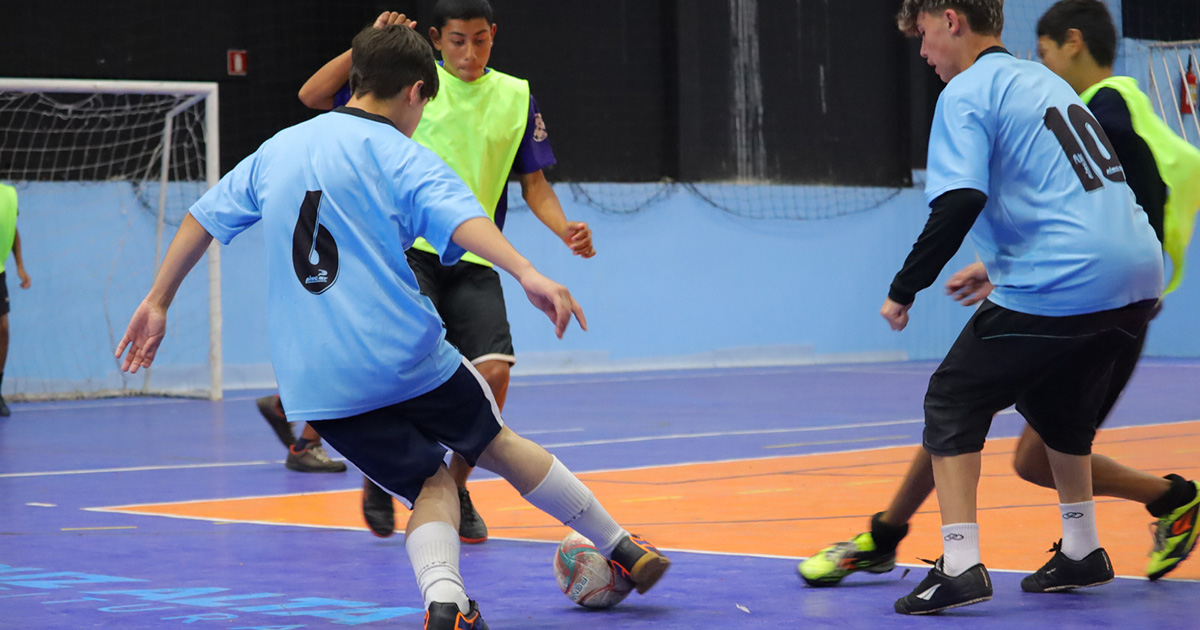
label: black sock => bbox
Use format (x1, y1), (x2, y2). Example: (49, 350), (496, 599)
(0, 370), (5, 394)
(870, 511), (910, 552)
(1147, 474), (1197, 518)
(294, 437), (313, 452)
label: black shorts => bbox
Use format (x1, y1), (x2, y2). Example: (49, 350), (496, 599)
(924, 299), (1157, 457)
(407, 249), (515, 365)
(0, 271), (8, 317)
(309, 360), (504, 507)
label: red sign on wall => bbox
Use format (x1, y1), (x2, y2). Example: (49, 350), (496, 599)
(227, 50), (248, 76)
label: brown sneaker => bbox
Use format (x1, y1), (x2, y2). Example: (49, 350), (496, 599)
(284, 443), (346, 473)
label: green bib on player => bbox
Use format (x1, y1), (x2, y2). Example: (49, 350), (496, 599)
(0, 183), (18, 274)
(1082, 77), (1200, 294)
(410, 64), (530, 268)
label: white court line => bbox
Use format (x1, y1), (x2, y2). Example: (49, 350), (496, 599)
(7, 412), (1196, 480)
(0, 460), (286, 479)
(81, 505), (1198, 584)
(539, 417), (942, 449)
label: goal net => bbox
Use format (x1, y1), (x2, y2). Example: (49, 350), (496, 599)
(0, 78), (222, 401)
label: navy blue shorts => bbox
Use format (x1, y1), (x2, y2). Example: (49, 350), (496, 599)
(924, 299), (1157, 457)
(309, 359), (504, 506)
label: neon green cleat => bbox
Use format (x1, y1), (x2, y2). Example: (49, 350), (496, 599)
(1147, 480), (1200, 581)
(798, 531), (897, 587)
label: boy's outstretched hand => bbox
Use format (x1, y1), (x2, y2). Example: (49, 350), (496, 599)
(115, 300), (168, 374)
(519, 272), (587, 339)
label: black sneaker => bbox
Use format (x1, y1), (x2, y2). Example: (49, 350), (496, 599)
(256, 395), (295, 448)
(425, 601), (487, 630)
(1021, 541), (1114, 592)
(894, 558), (992, 615)
(362, 477), (395, 538)
(457, 488), (488, 544)
(610, 534), (671, 594)
(0, 396), (9, 417)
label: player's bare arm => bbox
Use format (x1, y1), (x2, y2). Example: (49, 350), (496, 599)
(298, 11), (417, 110)
(450, 216), (586, 338)
(519, 169), (595, 258)
(11, 228), (29, 289)
(115, 214), (214, 373)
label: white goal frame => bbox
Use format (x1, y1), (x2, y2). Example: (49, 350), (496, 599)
(0, 78), (223, 400)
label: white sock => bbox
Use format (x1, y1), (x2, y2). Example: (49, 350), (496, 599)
(940, 523), (981, 577)
(1059, 500), (1100, 560)
(405, 521), (469, 612)
(522, 456), (628, 556)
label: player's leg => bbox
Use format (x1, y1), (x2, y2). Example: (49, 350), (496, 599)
(286, 422), (346, 473)
(310, 398), (485, 629)
(416, 360), (668, 594)
(255, 394), (345, 473)
(798, 447), (927, 585)
(0, 274), (11, 417)
(1016, 307), (1155, 593)
(474, 424), (671, 594)
(896, 302), (1028, 614)
(1012, 323), (1199, 580)
(438, 255), (516, 545)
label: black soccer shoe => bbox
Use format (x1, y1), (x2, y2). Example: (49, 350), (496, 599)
(457, 488), (488, 544)
(361, 477), (395, 538)
(425, 601), (488, 630)
(1021, 541), (1114, 593)
(894, 558), (992, 615)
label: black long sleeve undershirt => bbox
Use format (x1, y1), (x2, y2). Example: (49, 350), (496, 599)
(888, 188), (988, 306)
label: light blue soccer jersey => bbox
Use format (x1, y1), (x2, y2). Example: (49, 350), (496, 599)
(926, 51), (1163, 316)
(190, 108), (488, 422)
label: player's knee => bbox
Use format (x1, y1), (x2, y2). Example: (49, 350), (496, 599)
(477, 360), (510, 393)
(922, 401), (988, 456)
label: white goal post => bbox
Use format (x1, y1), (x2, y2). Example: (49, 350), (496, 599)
(1147, 40), (1200, 143)
(0, 78), (222, 400)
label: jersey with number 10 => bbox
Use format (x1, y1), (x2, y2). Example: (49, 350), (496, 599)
(925, 51), (1163, 316)
(189, 108), (488, 422)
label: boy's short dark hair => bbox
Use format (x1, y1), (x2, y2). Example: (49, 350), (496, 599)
(1037, 0), (1118, 68)
(896, 0), (1005, 37)
(431, 0), (495, 32)
(349, 25), (439, 101)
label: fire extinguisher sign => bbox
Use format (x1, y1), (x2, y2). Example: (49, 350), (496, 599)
(1183, 55), (1197, 116)
(228, 50), (248, 77)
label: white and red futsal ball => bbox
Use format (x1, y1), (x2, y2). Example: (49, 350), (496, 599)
(553, 531), (634, 609)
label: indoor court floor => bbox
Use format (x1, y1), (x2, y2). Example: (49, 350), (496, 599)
(2, 360), (1198, 629)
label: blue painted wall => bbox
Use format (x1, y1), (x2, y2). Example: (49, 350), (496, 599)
(8, 176), (1197, 395)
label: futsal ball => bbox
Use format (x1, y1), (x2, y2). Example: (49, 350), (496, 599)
(553, 532), (634, 609)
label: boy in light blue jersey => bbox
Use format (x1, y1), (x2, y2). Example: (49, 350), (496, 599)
(880, 0), (1162, 615)
(115, 24), (667, 630)
(799, 0), (1200, 594)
